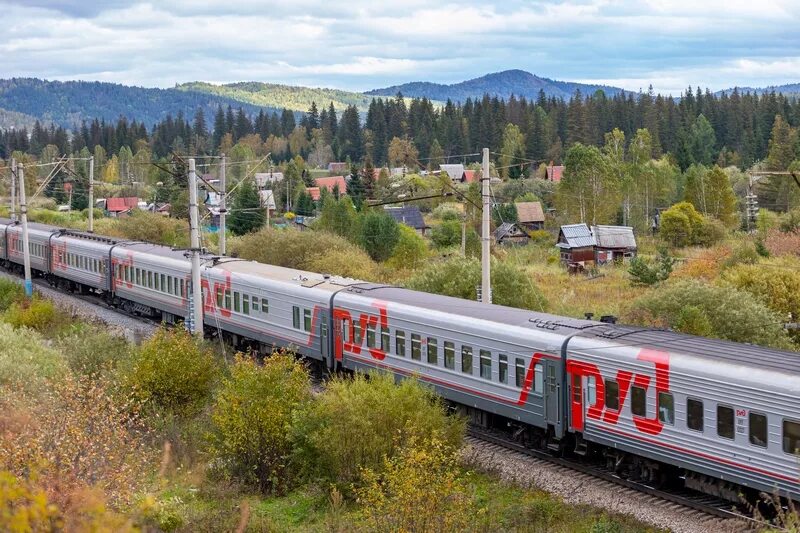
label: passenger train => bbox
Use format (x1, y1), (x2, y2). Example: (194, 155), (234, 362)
(1, 217), (798, 504)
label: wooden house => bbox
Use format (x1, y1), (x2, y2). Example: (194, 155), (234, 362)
(494, 222), (530, 245)
(515, 201), (545, 231)
(556, 224), (596, 264)
(592, 225), (637, 263)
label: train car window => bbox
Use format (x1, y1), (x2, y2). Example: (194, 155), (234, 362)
(262, 299), (269, 314)
(180, 279), (186, 297)
(480, 350), (491, 380)
(224, 289), (231, 309)
(293, 306), (300, 329)
(427, 338), (438, 364)
(381, 328), (390, 352)
(148, 271), (153, 289)
(461, 346), (473, 374)
(411, 334), (422, 361)
(243, 294), (250, 315)
(687, 399), (704, 432)
(154, 273), (160, 291)
(548, 365), (556, 393)
(252, 297), (260, 313)
(354, 322), (362, 345)
(749, 412), (768, 447)
(233, 292), (240, 313)
(783, 420), (800, 455)
(586, 375), (596, 404)
(605, 380), (620, 411)
(631, 386), (646, 417)
(515, 358), (525, 387)
(396, 331), (406, 357)
(303, 309), (312, 332)
(216, 287), (223, 308)
(658, 392), (674, 425)
(444, 342), (455, 369)
(135, 268), (141, 286)
(160, 274), (166, 292)
(535, 364), (544, 393)
(342, 318), (350, 342)
(499, 354), (508, 384)
(717, 405), (734, 439)
(366, 323), (376, 348)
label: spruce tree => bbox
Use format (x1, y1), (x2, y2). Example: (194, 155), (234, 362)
(346, 163), (365, 210)
(229, 179), (265, 235)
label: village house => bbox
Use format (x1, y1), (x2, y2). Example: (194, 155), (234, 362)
(254, 172), (284, 188)
(592, 225), (637, 263)
(101, 197), (141, 218)
(545, 164), (564, 182)
(384, 205), (430, 236)
(314, 175), (348, 196)
(556, 223), (596, 264)
(494, 222), (531, 245)
(327, 162), (348, 174)
(515, 201), (545, 231)
(439, 163), (465, 182)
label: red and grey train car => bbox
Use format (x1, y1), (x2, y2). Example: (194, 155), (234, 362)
(0, 218), (797, 503)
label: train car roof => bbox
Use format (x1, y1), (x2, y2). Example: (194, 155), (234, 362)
(213, 257), (363, 292)
(114, 241), (192, 262)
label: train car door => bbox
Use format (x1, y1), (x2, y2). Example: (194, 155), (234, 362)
(320, 314), (329, 365)
(570, 372), (584, 432)
(545, 360), (562, 437)
(332, 313), (350, 368)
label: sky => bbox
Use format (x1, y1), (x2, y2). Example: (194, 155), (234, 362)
(1, 0), (799, 96)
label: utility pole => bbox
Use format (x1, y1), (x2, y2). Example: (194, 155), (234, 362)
(481, 148), (491, 304)
(188, 158), (203, 336)
(88, 156), (94, 232)
(18, 163), (32, 298)
(10, 157), (16, 222)
(219, 153), (227, 256)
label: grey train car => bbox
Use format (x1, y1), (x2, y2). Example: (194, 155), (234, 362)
(0, 218), (797, 503)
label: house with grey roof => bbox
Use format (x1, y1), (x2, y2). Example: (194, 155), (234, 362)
(439, 164), (465, 182)
(384, 205), (430, 235)
(556, 223), (596, 264)
(494, 222), (530, 245)
(592, 225), (637, 263)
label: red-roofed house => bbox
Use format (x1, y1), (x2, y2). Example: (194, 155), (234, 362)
(546, 164), (564, 183)
(314, 176), (348, 195)
(104, 197), (140, 217)
(307, 187), (322, 201)
(461, 170), (478, 183)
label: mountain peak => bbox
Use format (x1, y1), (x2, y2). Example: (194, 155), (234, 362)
(365, 69), (623, 101)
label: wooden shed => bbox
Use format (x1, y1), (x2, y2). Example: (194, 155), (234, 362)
(556, 224), (596, 264)
(592, 225), (637, 263)
(515, 201), (545, 231)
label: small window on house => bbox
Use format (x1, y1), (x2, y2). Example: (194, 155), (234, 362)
(631, 386), (647, 417)
(396, 330), (406, 356)
(687, 399), (704, 432)
(293, 306), (300, 329)
(461, 346), (473, 374)
(234, 292), (241, 313)
(658, 392), (674, 425)
(480, 350), (492, 380)
(243, 294), (250, 315)
(427, 338), (438, 365)
(444, 341), (455, 369)
(381, 328), (390, 352)
(749, 412), (768, 447)
(515, 358), (526, 388)
(605, 380), (620, 411)
(783, 420), (800, 455)
(717, 405), (734, 439)
(304, 309), (312, 332)
(411, 334), (421, 360)
(252, 296), (260, 313)
(499, 354), (508, 383)
(366, 323), (376, 348)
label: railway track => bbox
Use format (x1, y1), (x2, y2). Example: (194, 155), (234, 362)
(466, 426), (775, 532)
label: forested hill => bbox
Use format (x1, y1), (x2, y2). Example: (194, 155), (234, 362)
(177, 81), (374, 114)
(0, 78), (280, 129)
(366, 69), (627, 101)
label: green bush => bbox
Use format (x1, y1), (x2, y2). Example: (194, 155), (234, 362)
(430, 203), (461, 221)
(359, 210), (400, 262)
(721, 259), (800, 320)
(430, 219), (462, 248)
(694, 216), (727, 246)
(3, 298), (58, 332)
(660, 202), (727, 247)
(0, 278), (23, 312)
(0, 323), (66, 392)
(208, 352), (312, 494)
(527, 229), (552, 245)
(628, 249), (673, 286)
(386, 224), (429, 271)
(404, 256), (548, 311)
(624, 279), (794, 349)
(125, 328), (219, 416)
(292, 372), (464, 492)
(59, 329), (131, 380)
